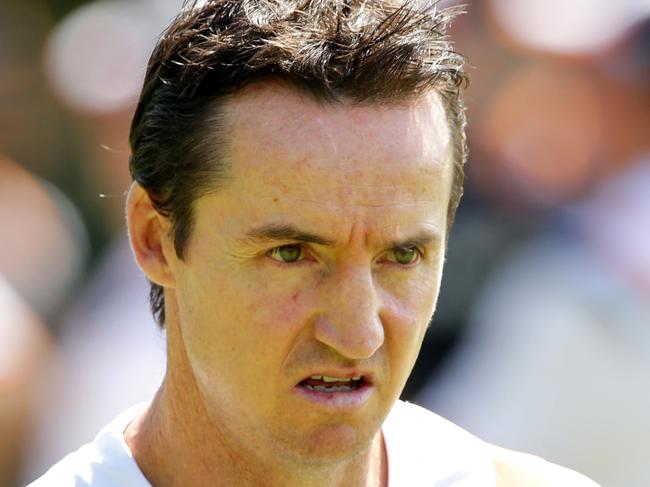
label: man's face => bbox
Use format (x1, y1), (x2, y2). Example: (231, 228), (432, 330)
(168, 82), (454, 466)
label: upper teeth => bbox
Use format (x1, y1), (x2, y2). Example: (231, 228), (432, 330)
(310, 375), (362, 382)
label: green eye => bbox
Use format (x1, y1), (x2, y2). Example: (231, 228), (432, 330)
(268, 244), (303, 263)
(391, 247), (420, 265)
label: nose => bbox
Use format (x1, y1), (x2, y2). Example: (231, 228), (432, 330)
(313, 265), (385, 360)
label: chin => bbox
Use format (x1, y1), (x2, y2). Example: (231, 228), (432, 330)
(283, 422), (378, 467)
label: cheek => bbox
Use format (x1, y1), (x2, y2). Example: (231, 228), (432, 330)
(383, 285), (437, 382)
(185, 257), (307, 333)
(247, 286), (307, 335)
(381, 273), (440, 344)
(383, 290), (431, 336)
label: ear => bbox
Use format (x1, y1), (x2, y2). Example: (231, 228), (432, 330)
(126, 182), (176, 288)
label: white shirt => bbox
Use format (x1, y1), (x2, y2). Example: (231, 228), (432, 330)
(28, 401), (495, 486)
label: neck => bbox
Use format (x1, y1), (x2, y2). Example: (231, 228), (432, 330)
(125, 306), (387, 487)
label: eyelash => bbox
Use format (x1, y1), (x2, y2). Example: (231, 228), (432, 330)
(384, 247), (424, 266)
(265, 244), (424, 266)
(265, 244), (307, 263)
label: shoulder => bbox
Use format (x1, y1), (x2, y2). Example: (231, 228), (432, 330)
(28, 441), (108, 487)
(383, 401), (495, 485)
(385, 400), (487, 450)
(491, 446), (602, 487)
(384, 402), (601, 487)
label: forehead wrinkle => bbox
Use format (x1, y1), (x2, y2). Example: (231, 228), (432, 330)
(374, 219), (443, 234)
(270, 162), (449, 187)
(263, 161), (450, 207)
(278, 198), (439, 210)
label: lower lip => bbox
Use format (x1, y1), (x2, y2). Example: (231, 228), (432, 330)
(293, 382), (374, 409)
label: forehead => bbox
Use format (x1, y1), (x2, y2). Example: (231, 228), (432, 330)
(198, 81), (454, 239)
(222, 81), (452, 175)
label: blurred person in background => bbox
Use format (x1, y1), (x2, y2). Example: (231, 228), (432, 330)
(27, 0), (599, 486)
(0, 1), (174, 484)
(418, 158), (650, 487)
(19, 0), (177, 482)
(0, 154), (85, 486)
(416, 4), (650, 487)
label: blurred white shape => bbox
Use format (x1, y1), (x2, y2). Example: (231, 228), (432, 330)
(140, 0), (185, 22)
(421, 232), (650, 486)
(0, 276), (39, 379)
(0, 273), (51, 486)
(575, 154), (650, 289)
(24, 237), (166, 482)
(44, 0), (180, 114)
(488, 0), (647, 54)
(0, 158), (88, 318)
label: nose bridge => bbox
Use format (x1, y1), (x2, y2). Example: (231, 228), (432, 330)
(314, 263), (384, 360)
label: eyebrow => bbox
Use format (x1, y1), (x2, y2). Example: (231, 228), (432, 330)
(386, 230), (441, 249)
(239, 223), (441, 249)
(239, 223), (336, 246)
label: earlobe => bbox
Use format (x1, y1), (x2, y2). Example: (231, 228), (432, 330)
(125, 182), (176, 288)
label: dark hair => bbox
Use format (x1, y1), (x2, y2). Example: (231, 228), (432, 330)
(129, 0), (469, 327)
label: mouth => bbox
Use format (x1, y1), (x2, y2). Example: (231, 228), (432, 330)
(293, 369), (377, 413)
(298, 375), (366, 393)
